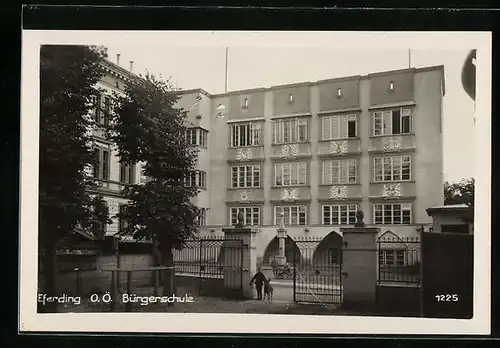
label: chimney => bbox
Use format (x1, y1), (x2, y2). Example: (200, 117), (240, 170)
(129, 60), (134, 72)
(116, 53), (121, 65)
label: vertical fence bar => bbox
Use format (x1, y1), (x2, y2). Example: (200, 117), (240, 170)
(198, 240), (203, 296)
(125, 271), (132, 312)
(154, 269), (160, 297)
(293, 244), (296, 302)
(239, 240), (244, 293)
(75, 268), (81, 295)
(110, 270), (116, 312)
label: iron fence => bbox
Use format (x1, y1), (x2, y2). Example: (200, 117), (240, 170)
(377, 236), (421, 285)
(173, 236), (227, 278)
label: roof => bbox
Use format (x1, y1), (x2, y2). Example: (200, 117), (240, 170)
(177, 65), (445, 98)
(426, 204), (472, 216)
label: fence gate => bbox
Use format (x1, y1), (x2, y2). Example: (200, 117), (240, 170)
(292, 237), (343, 306)
(174, 237), (244, 297)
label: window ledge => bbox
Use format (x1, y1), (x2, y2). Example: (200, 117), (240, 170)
(369, 133), (415, 139)
(228, 145), (264, 149)
(227, 187), (263, 190)
(370, 180), (415, 184)
(317, 137), (360, 142)
(319, 183), (360, 187)
(271, 141), (310, 146)
(271, 185), (310, 189)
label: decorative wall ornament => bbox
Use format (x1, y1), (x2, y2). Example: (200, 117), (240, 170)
(382, 137), (402, 152)
(281, 144), (300, 159)
(329, 141), (348, 155)
(281, 188), (298, 201)
(236, 148), (253, 161)
(238, 190), (253, 203)
(329, 185), (348, 199)
(382, 183), (402, 198)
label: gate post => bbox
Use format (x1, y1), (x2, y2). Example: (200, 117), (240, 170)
(222, 227), (257, 299)
(340, 227), (379, 311)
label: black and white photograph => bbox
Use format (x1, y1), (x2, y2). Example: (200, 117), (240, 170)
(20, 31), (491, 335)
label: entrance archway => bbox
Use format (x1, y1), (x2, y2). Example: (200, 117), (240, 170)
(262, 236), (301, 265)
(311, 231), (343, 267)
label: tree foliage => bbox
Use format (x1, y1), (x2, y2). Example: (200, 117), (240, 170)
(39, 45), (112, 309)
(40, 44), (111, 242)
(444, 178), (475, 207)
(107, 73), (200, 252)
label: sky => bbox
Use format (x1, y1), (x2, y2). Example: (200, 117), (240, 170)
(105, 45), (475, 183)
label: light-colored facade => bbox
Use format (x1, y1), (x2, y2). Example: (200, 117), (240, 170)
(176, 66), (446, 260)
(89, 61), (445, 262)
(89, 59), (144, 239)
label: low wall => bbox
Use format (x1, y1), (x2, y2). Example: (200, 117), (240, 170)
(56, 254), (155, 295)
(175, 274), (224, 298)
(376, 284), (421, 316)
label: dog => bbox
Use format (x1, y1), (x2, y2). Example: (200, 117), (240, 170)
(263, 277), (273, 301)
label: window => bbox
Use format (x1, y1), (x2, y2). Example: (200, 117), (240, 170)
(185, 171), (206, 189)
(322, 159), (357, 185)
(322, 114), (357, 140)
(275, 162), (307, 186)
(374, 203), (412, 225)
(272, 117), (308, 144)
(373, 108), (412, 136)
(274, 205), (307, 226)
(379, 249), (405, 267)
(118, 204), (128, 233)
(322, 204), (357, 225)
(93, 148), (110, 180)
(229, 122), (261, 147)
(185, 128), (208, 147)
(328, 248), (341, 264)
(199, 208), (207, 226)
(230, 207), (260, 226)
(374, 155), (411, 182)
(119, 163), (135, 185)
(94, 94), (111, 126)
(231, 165), (260, 188)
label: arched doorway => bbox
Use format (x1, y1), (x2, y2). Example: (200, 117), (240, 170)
(311, 231), (343, 268)
(262, 236), (301, 265)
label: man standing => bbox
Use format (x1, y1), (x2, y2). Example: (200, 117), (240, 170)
(249, 268), (267, 300)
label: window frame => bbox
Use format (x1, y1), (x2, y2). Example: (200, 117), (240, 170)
(321, 114), (357, 140)
(231, 165), (261, 188)
(272, 117), (309, 144)
(322, 204), (358, 225)
(274, 162), (308, 187)
(229, 206), (261, 226)
(119, 162), (136, 185)
(229, 122), (262, 148)
(379, 249), (406, 267)
(373, 203), (412, 225)
(373, 155), (412, 182)
(273, 205), (308, 226)
(372, 108), (412, 136)
(322, 159), (357, 185)
(93, 147), (110, 181)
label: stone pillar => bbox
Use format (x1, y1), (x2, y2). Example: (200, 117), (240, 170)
(275, 227), (287, 266)
(340, 227), (379, 311)
(222, 227), (257, 299)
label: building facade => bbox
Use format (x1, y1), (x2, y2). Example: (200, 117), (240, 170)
(89, 59), (145, 242)
(176, 66), (446, 263)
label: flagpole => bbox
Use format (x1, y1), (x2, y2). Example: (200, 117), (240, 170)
(408, 49), (411, 68)
(224, 47), (228, 93)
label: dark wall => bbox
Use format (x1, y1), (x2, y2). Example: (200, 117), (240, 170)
(421, 232), (473, 319)
(376, 285), (421, 316)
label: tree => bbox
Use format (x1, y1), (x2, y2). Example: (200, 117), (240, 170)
(108, 73), (200, 297)
(39, 45), (111, 312)
(444, 178), (475, 207)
